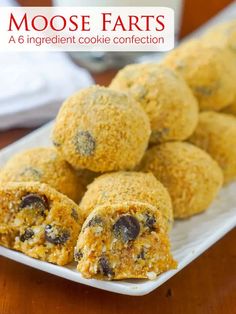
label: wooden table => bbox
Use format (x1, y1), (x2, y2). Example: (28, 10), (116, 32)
(1, 1), (236, 313)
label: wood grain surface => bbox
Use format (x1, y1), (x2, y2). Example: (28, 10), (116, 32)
(0, 229), (235, 314)
(1, 1), (236, 313)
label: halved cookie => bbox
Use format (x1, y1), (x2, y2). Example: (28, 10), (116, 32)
(75, 201), (177, 280)
(0, 182), (82, 265)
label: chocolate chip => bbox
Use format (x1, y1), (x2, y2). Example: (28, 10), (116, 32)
(195, 86), (214, 96)
(85, 216), (103, 228)
(151, 128), (170, 142)
(98, 256), (114, 277)
(74, 131), (96, 156)
(71, 208), (79, 222)
(113, 215), (140, 242)
(45, 224), (70, 245)
(52, 140), (61, 147)
(145, 214), (156, 231)
(74, 249), (83, 261)
(19, 167), (42, 180)
(137, 248), (145, 260)
(20, 194), (48, 215)
(20, 229), (34, 242)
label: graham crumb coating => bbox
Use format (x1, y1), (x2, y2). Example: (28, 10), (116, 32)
(80, 171), (173, 230)
(162, 39), (236, 111)
(189, 111), (236, 184)
(140, 142), (223, 218)
(201, 20), (236, 55)
(110, 63), (199, 144)
(75, 202), (177, 280)
(201, 21), (236, 116)
(0, 147), (84, 203)
(0, 182), (82, 265)
(52, 85), (151, 172)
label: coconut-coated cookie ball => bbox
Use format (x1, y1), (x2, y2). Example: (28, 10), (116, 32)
(140, 142), (223, 218)
(189, 111), (236, 184)
(0, 147), (84, 203)
(75, 202), (177, 280)
(163, 39), (235, 111)
(79, 171), (173, 230)
(52, 85), (151, 172)
(110, 63), (199, 144)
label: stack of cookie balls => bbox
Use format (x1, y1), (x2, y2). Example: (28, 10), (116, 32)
(0, 20), (236, 281)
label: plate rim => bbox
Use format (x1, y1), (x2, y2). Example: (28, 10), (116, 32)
(0, 122), (236, 296)
(1, 214), (235, 296)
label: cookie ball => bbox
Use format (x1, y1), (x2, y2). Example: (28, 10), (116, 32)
(0, 147), (84, 203)
(0, 182), (82, 265)
(110, 63), (199, 144)
(140, 142), (223, 218)
(75, 202), (177, 280)
(201, 20), (236, 54)
(52, 85), (151, 172)
(201, 22), (236, 116)
(189, 111), (236, 184)
(80, 171), (173, 230)
(163, 39), (235, 111)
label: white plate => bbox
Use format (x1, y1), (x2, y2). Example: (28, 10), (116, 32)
(0, 122), (236, 296)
